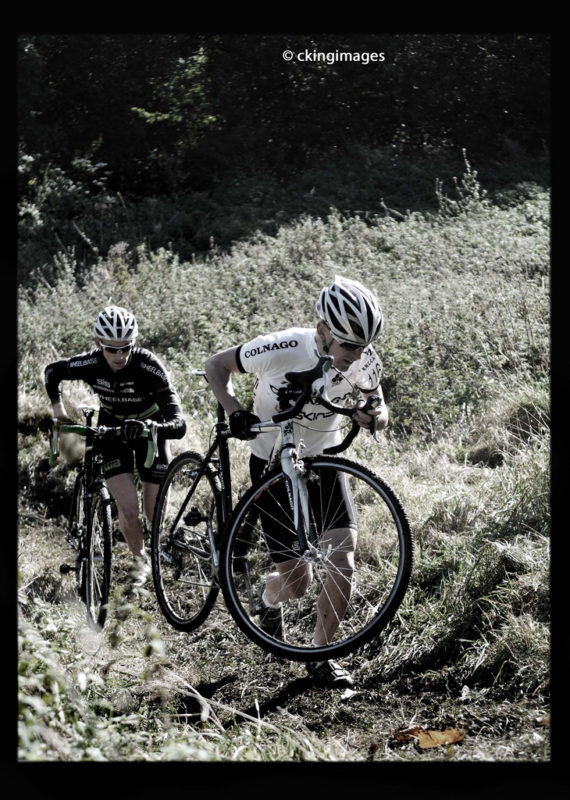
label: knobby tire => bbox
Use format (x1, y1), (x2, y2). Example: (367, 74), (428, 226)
(85, 487), (113, 630)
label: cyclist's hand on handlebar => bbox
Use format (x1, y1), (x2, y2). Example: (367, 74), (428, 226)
(229, 409), (261, 440)
(354, 395), (386, 435)
(121, 418), (147, 442)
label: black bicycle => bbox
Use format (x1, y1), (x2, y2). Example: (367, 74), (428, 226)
(50, 406), (156, 630)
(151, 357), (413, 663)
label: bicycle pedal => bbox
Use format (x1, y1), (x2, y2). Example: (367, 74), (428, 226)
(59, 563), (77, 574)
(183, 510), (204, 526)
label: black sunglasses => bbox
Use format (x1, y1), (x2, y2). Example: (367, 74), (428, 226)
(338, 340), (365, 351)
(100, 342), (134, 354)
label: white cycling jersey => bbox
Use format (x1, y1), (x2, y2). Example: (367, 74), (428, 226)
(236, 327), (383, 460)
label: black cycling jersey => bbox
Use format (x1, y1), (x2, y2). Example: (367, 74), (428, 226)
(44, 346), (186, 439)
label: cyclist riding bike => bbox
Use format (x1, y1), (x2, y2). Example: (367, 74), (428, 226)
(205, 276), (388, 686)
(44, 305), (186, 587)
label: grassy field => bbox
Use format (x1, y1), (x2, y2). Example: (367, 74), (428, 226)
(17, 150), (551, 768)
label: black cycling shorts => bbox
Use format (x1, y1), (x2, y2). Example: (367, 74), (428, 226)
(249, 453), (356, 563)
(97, 412), (171, 484)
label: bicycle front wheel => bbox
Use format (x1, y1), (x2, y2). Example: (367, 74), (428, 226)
(65, 471), (87, 601)
(151, 451), (222, 632)
(220, 456), (413, 661)
(85, 487), (113, 630)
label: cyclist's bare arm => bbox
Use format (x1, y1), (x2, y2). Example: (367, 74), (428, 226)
(204, 346), (244, 416)
(46, 361), (74, 422)
(51, 400), (74, 423)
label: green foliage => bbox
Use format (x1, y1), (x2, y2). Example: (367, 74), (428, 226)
(18, 137), (549, 289)
(17, 584), (349, 761)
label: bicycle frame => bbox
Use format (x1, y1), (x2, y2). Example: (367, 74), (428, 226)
(247, 355), (381, 556)
(52, 407), (107, 545)
(51, 405), (158, 551)
(175, 369), (321, 578)
(190, 356), (377, 530)
(77, 407), (105, 509)
(248, 417), (313, 553)
(161, 371), (235, 576)
(210, 394), (234, 521)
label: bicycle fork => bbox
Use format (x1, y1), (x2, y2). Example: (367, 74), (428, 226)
(280, 440), (315, 558)
(60, 521), (88, 605)
(281, 445), (335, 569)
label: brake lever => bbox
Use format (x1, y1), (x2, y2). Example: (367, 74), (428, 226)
(359, 394), (383, 440)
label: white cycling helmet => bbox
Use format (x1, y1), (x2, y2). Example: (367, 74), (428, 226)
(94, 305), (138, 342)
(316, 276), (383, 346)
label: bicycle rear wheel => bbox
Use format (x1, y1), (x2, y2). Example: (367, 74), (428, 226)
(220, 456), (413, 661)
(85, 487), (113, 630)
(151, 451), (222, 632)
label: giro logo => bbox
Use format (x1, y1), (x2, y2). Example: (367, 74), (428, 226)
(244, 340), (298, 358)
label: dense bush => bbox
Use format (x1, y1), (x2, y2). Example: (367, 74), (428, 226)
(18, 154), (550, 444)
(18, 142), (549, 288)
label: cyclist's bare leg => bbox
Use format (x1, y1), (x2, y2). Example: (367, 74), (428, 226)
(105, 473), (145, 557)
(264, 558), (313, 605)
(142, 481), (160, 529)
(313, 527), (356, 646)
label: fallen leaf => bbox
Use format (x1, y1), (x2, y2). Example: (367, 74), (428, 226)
(388, 729), (415, 746)
(408, 726), (465, 749)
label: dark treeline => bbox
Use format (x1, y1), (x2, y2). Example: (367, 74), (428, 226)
(18, 33), (550, 283)
(19, 33), (550, 192)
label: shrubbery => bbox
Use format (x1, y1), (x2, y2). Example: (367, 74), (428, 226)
(18, 151), (550, 443)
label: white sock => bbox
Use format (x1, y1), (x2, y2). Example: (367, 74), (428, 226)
(262, 588), (281, 609)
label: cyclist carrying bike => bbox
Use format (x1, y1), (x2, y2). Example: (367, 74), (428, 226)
(205, 276), (388, 686)
(44, 305), (186, 586)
